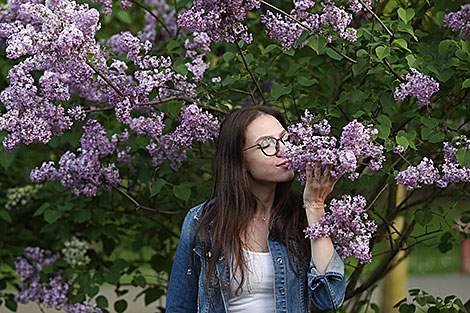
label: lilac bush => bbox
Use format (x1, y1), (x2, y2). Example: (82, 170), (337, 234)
(15, 247), (101, 313)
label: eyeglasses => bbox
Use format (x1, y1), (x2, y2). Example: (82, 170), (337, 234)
(244, 132), (290, 156)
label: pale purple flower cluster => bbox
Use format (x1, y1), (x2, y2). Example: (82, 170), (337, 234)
(304, 195), (377, 264)
(146, 104), (219, 170)
(282, 110), (385, 183)
(0, 0), (104, 151)
(393, 68), (440, 106)
(393, 145), (405, 154)
(138, 0), (178, 42)
(261, 0), (359, 51)
(14, 247), (101, 313)
(184, 31), (211, 81)
(177, 0), (260, 44)
(395, 136), (470, 190)
(443, 4), (470, 41)
(30, 120), (124, 196)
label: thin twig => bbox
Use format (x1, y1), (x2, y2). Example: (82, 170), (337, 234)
(139, 96), (228, 114)
(86, 59), (126, 98)
(328, 44), (357, 64)
(114, 186), (183, 215)
(37, 303), (46, 313)
(366, 183), (388, 211)
(384, 58), (405, 82)
(127, 0), (172, 36)
(357, 0), (394, 40)
(85, 106), (114, 113)
(233, 39), (266, 104)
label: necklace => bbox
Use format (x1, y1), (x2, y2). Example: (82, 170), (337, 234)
(261, 216), (267, 221)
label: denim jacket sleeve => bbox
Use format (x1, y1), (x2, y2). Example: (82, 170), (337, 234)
(166, 207), (201, 313)
(307, 250), (346, 311)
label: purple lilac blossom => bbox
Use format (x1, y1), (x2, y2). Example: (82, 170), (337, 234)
(393, 145), (405, 154)
(261, 0), (359, 51)
(282, 110), (385, 183)
(393, 68), (440, 106)
(146, 104), (220, 170)
(177, 0), (260, 44)
(15, 247), (101, 313)
(304, 194), (377, 264)
(395, 136), (470, 190)
(30, 120), (124, 196)
(443, 4), (470, 41)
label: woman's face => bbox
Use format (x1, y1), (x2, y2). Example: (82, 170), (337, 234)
(243, 114), (295, 187)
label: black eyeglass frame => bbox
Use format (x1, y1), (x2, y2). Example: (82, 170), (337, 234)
(244, 133), (290, 157)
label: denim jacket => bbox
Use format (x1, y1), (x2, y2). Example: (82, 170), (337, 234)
(166, 202), (346, 313)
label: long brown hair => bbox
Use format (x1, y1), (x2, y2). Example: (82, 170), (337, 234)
(196, 106), (310, 296)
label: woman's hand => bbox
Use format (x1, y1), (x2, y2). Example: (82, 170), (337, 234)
(303, 159), (342, 208)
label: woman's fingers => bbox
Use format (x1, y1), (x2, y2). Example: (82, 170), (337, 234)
(314, 159), (321, 179)
(306, 162), (313, 185)
(322, 163), (333, 184)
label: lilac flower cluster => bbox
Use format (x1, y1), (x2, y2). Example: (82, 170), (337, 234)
(177, 0), (260, 44)
(261, 0), (360, 51)
(393, 68), (440, 106)
(138, 0), (178, 42)
(282, 110), (385, 183)
(304, 195), (377, 264)
(15, 247), (101, 313)
(443, 4), (470, 41)
(30, 120), (125, 196)
(395, 136), (470, 190)
(146, 104), (219, 170)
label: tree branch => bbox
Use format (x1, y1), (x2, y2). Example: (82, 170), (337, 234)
(86, 59), (126, 98)
(357, 0), (394, 40)
(234, 39), (266, 104)
(127, 0), (172, 36)
(384, 58), (406, 82)
(139, 96), (228, 114)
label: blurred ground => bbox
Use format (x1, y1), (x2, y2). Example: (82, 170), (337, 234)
(2, 273), (469, 313)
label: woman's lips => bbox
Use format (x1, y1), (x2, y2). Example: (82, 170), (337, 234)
(276, 161), (289, 168)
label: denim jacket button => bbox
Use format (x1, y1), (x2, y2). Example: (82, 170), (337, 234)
(277, 257), (283, 264)
(279, 287), (285, 294)
(218, 255), (224, 261)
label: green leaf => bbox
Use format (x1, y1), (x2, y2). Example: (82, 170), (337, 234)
(116, 10), (132, 24)
(414, 210), (432, 226)
(456, 149), (470, 167)
(34, 202), (50, 217)
(173, 183), (192, 201)
(375, 46), (390, 60)
(44, 209), (62, 224)
(428, 132), (445, 143)
(421, 127), (433, 140)
(168, 101), (183, 118)
(151, 179), (166, 197)
(166, 39), (181, 53)
(114, 299), (128, 313)
(393, 39), (411, 52)
(132, 275), (146, 288)
(420, 117), (438, 128)
(396, 136), (409, 150)
(175, 64), (188, 76)
(398, 8), (415, 24)
(144, 287), (163, 305)
(376, 124), (390, 140)
(283, 49), (295, 56)
(295, 30), (310, 47)
(96, 296), (109, 308)
(352, 58), (368, 76)
(5, 297), (17, 312)
(270, 83), (292, 100)
(308, 36), (327, 55)
(0, 150), (16, 170)
(298, 76), (317, 86)
(405, 54), (417, 68)
(377, 115), (392, 127)
(399, 303), (416, 313)
(104, 268), (120, 285)
(326, 48), (343, 61)
(223, 51), (234, 62)
(0, 209), (12, 223)
(222, 76), (236, 86)
(462, 79), (470, 89)
(85, 285), (99, 298)
(437, 69), (453, 83)
(75, 209), (91, 223)
(397, 22), (417, 41)
(263, 44), (278, 55)
(438, 40), (452, 56)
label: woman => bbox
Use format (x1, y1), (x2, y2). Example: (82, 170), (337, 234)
(166, 106), (346, 313)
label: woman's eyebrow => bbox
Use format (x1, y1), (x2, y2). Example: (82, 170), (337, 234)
(255, 130), (287, 142)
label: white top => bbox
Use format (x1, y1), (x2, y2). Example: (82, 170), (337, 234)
(228, 249), (275, 313)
